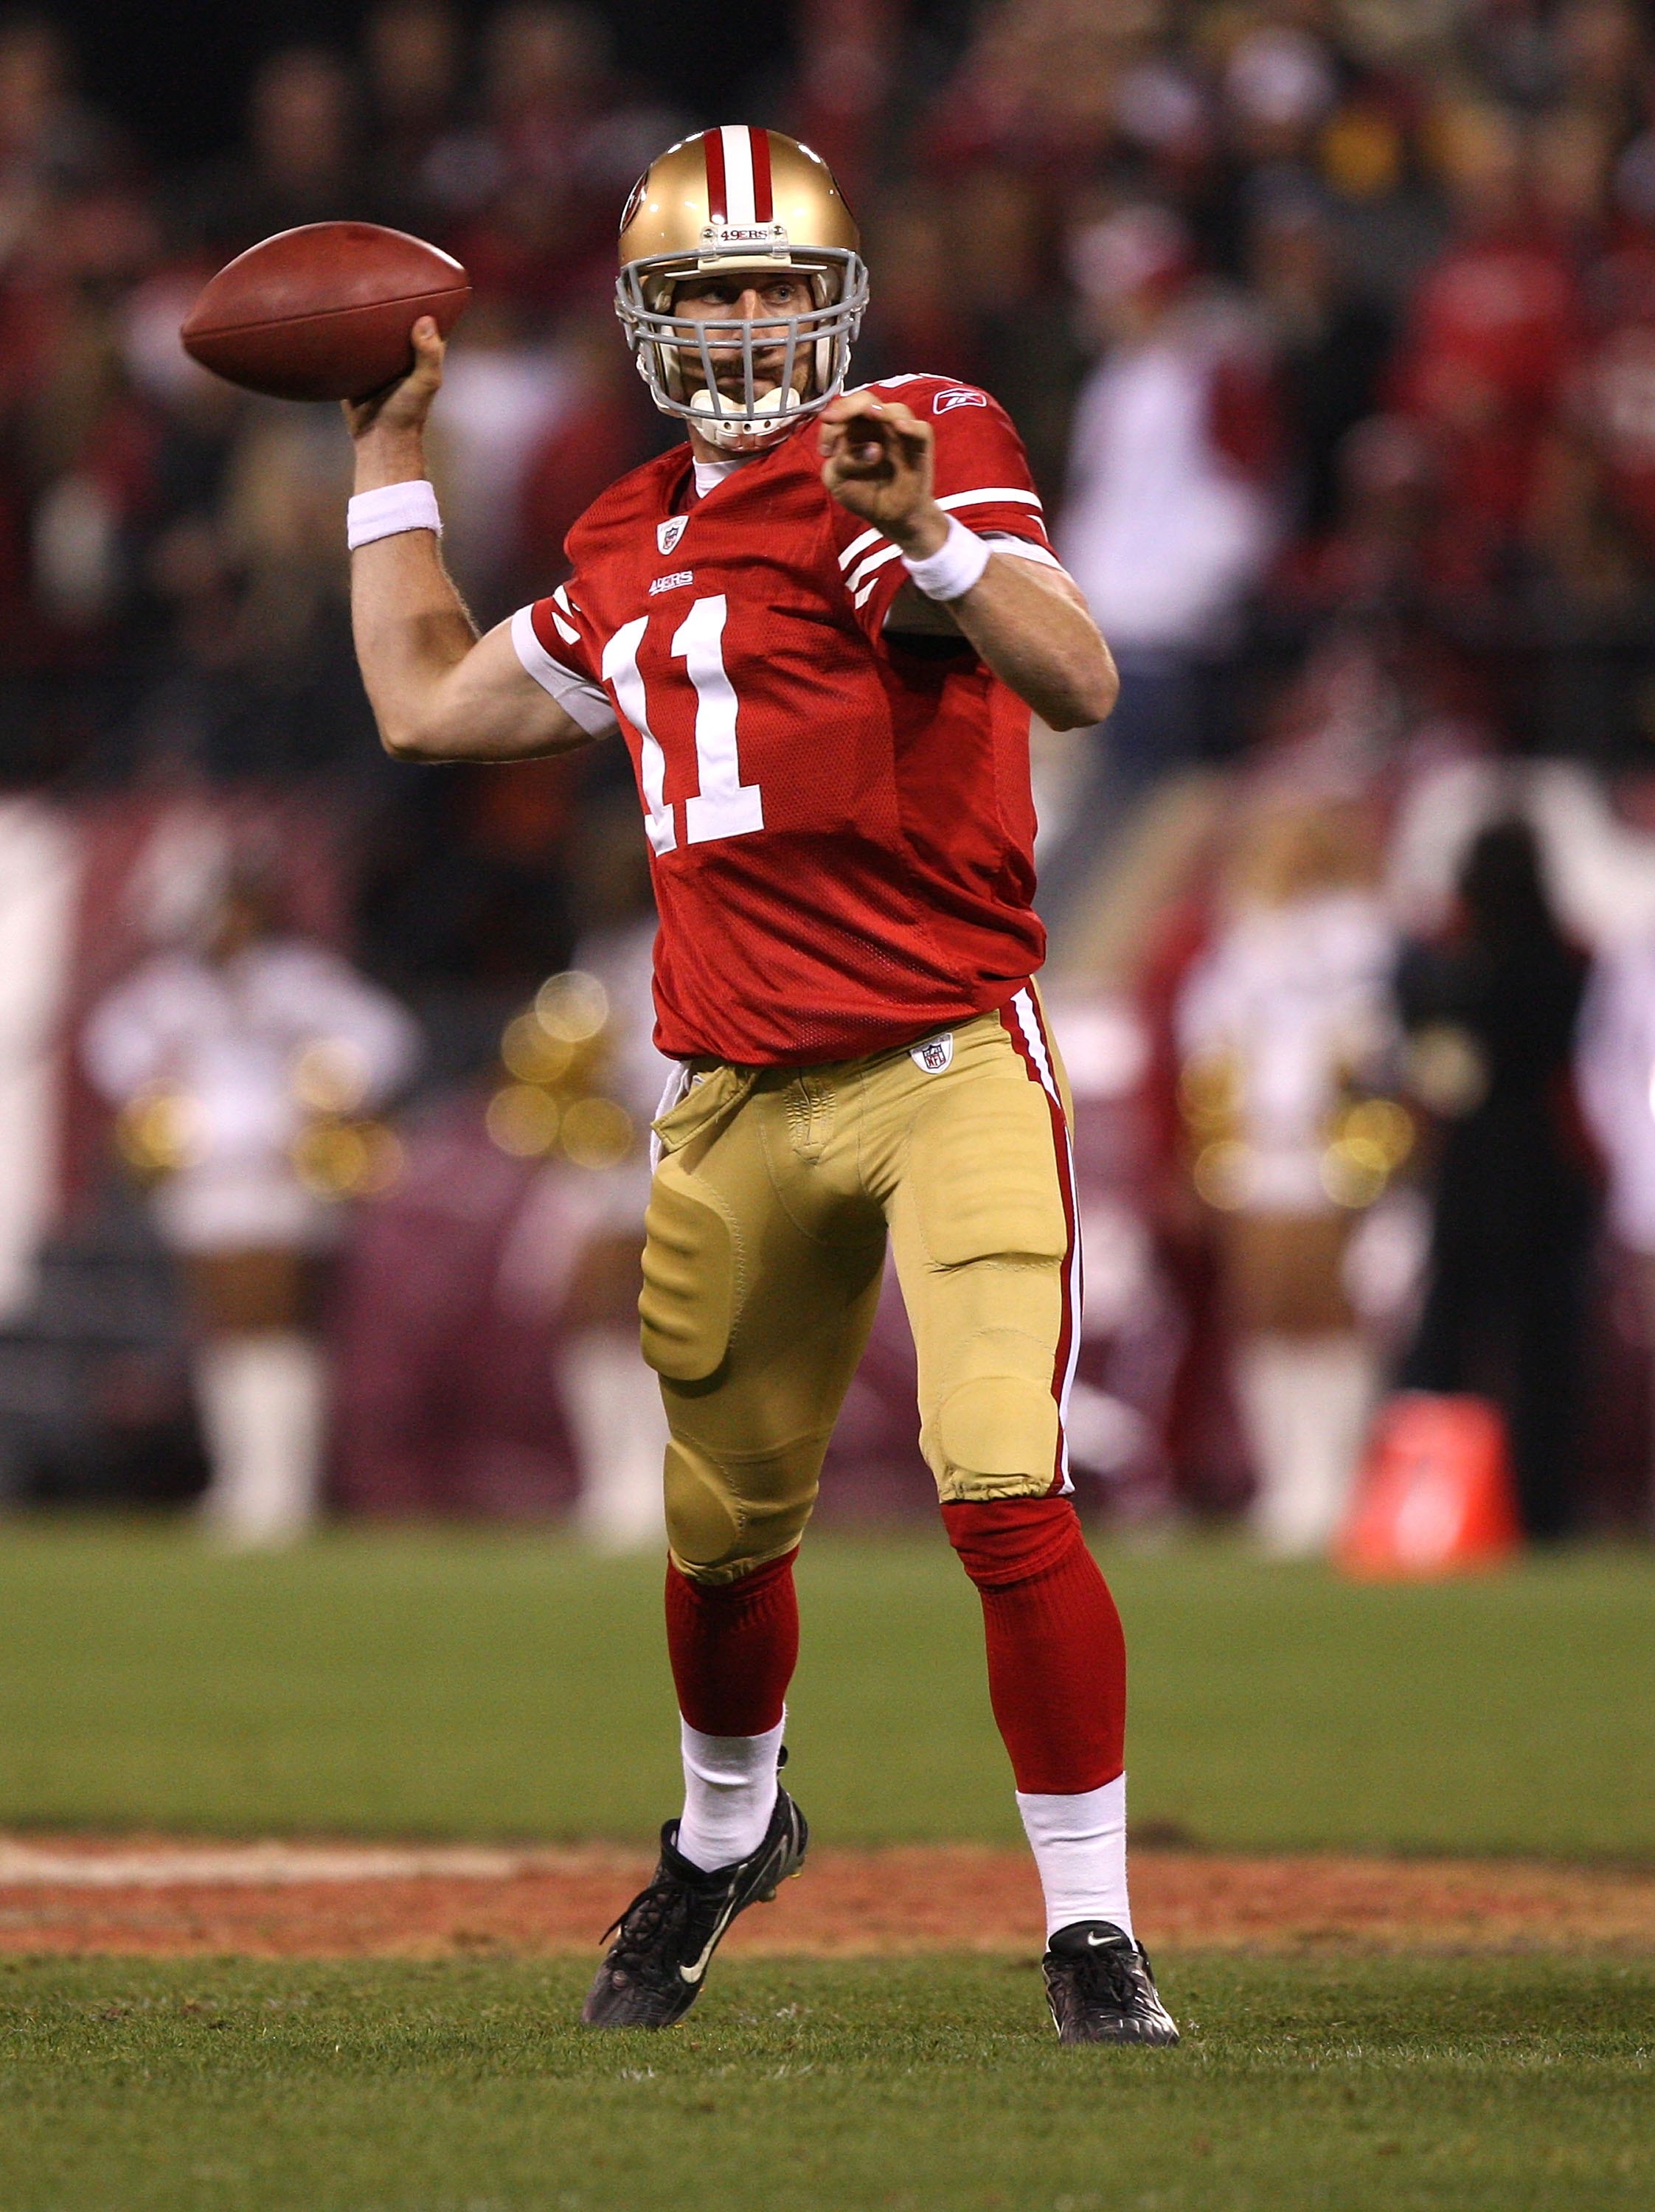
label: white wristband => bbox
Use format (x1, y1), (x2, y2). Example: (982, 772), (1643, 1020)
(901, 514), (991, 602)
(347, 479), (442, 551)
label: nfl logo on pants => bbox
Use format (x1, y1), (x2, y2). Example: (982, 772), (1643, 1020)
(911, 1033), (954, 1074)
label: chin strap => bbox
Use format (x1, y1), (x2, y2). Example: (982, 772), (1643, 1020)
(689, 384), (803, 449)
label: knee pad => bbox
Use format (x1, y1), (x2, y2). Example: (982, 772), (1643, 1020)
(639, 1161), (740, 1384)
(664, 1432), (822, 1585)
(943, 1493), (1084, 1587)
(927, 1369), (1061, 1503)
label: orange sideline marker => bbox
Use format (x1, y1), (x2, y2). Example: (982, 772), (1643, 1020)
(1336, 1391), (1522, 1579)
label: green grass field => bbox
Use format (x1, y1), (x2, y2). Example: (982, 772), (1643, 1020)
(3, 1955), (1650, 2212)
(0, 1523), (1650, 1852)
(1, 1523), (1652, 2211)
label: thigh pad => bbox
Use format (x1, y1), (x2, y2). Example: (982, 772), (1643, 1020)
(909, 1077), (1069, 1267)
(639, 1158), (739, 1384)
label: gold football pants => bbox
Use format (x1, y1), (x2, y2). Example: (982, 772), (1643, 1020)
(639, 986), (1081, 1584)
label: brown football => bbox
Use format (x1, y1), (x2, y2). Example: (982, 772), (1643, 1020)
(180, 222), (471, 402)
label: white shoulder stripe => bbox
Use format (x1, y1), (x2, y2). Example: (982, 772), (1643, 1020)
(980, 535), (1062, 568)
(847, 542), (904, 596)
(850, 528), (1061, 607)
(838, 526), (887, 571)
(937, 487), (1044, 515)
(510, 606), (619, 737)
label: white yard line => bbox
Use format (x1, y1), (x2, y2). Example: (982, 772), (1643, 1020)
(0, 1841), (639, 1888)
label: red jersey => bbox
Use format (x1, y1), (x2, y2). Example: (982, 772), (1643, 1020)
(515, 374), (1054, 1065)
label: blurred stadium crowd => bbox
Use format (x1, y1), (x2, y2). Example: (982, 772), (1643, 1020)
(5, 0), (1655, 1548)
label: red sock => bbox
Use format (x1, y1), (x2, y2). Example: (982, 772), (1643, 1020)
(665, 1549), (799, 1736)
(943, 1497), (1125, 1795)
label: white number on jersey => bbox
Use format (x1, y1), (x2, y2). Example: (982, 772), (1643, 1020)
(604, 594), (764, 854)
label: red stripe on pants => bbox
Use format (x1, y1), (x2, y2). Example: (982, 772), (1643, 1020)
(997, 992), (1078, 1494)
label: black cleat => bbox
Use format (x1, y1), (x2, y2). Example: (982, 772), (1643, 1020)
(1041, 1921), (1181, 2046)
(581, 1786), (808, 2030)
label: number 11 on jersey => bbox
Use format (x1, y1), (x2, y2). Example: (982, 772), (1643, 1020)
(601, 593), (765, 858)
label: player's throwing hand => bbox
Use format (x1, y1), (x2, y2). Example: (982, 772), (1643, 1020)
(818, 393), (948, 559)
(342, 316), (445, 442)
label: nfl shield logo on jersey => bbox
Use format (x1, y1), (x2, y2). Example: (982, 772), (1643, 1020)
(657, 516), (688, 557)
(910, 1032), (954, 1074)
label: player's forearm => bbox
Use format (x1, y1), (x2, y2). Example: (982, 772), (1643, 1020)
(348, 431), (480, 755)
(947, 554), (1119, 732)
(347, 434), (586, 762)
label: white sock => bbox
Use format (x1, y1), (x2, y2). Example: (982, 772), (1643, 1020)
(1235, 1334), (1376, 1558)
(1016, 1774), (1133, 1941)
(558, 1328), (668, 1552)
(676, 1714), (784, 1873)
(193, 1332), (325, 1548)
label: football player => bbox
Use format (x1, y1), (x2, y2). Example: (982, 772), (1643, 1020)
(342, 127), (1177, 2047)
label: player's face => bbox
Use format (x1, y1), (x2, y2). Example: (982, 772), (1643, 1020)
(667, 272), (816, 403)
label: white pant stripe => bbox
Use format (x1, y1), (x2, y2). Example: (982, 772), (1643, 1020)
(1012, 988), (1081, 1491)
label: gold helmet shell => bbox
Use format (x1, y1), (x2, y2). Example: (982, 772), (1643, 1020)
(615, 126), (867, 448)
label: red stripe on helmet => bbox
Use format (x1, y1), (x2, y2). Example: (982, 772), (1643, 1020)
(703, 128), (727, 222)
(749, 127), (774, 222)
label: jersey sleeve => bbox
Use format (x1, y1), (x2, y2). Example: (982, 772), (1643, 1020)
(511, 581), (620, 737)
(831, 378), (1055, 643)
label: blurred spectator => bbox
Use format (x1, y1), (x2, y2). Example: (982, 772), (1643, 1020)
(182, 48), (366, 254)
(1396, 817), (1596, 1540)
(4, 0), (1655, 1537)
(437, 4), (679, 312)
(1578, 927), (1655, 1525)
(1177, 788), (1400, 1554)
(551, 803), (672, 1550)
(83, 866), (419, 1544)
(1391, 102), (1578, 602)
(363, 0), (463, 226)
(789, 0), (895, 209)
(1249, 195), (1393, 540)
(1044, 204), (1280, 919)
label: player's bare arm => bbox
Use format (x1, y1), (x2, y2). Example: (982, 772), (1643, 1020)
(818, 392), (1119, 732)
(344, 320), (593, 763)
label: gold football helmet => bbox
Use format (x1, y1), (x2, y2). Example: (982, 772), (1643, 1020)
(615, 126), (867, 449)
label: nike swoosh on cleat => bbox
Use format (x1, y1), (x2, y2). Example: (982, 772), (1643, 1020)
(677, 1895), (739, 1986)
(676, 1841), (785, 1984)
(1085, 1931), (1121, 1948)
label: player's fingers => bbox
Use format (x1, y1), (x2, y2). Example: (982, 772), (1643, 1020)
(872, 398), (925, 438)
(819, 390), (881, 425)
(817, 392), (887, 452)
(408, 317), (445, 384)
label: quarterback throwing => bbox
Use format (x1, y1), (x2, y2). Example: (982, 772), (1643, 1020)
(344, 126), (1177, 2048)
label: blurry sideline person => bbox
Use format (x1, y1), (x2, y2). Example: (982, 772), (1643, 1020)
(0, 797), (79, 1323)
(83, 870), (419, 1545)
(554, 804), (673, 1551)
(1043, 205), (1280, 925)
(1397, 818), (1595, 1541)
(1576, 931), (1655, 1526)
(1176, 792), (1399, 1555)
